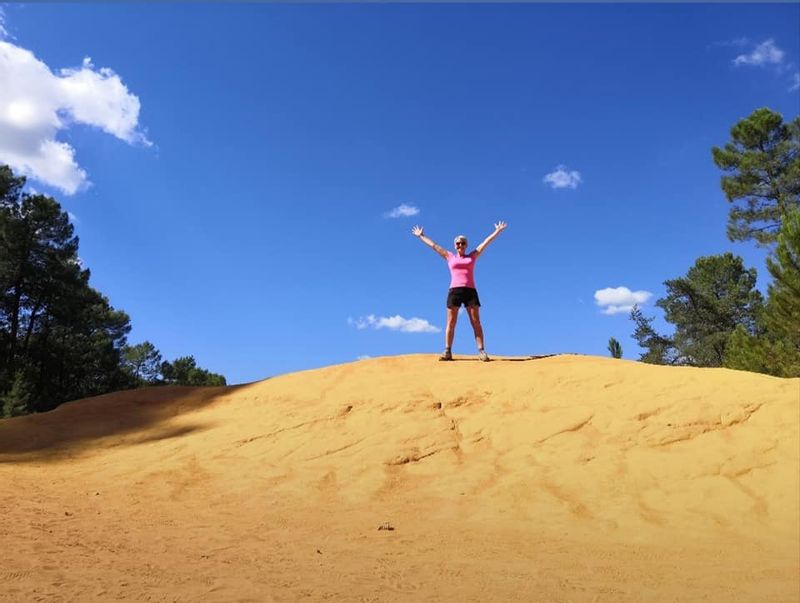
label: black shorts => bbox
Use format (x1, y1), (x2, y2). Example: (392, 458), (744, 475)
(447, 287), (481, 308)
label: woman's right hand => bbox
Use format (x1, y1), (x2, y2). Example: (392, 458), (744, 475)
(412, 225), (424, 238)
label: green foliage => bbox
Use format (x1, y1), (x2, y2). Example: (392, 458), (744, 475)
(724, 208), (800, 377)
(660, 253), (764, 366)
(630, 306), (678, 365)
(724, 325), (800, 377)
(764, 207), (800, 344)
(607, 337), (622, 359)
(2, 371), (32, 418)
(1, 166), (131, 412)
(122, 341), (163, 384)
(0, 164), (24, 202)
(161, 356), (226, 387)
(0, 164), (227, 418)
(711, 107), (800, 247)
(630, 253), (764, 367)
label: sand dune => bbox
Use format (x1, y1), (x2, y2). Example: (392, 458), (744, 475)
(1, 354), (798, 602)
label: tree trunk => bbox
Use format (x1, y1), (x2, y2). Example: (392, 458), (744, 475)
(22, 294), (45, 355)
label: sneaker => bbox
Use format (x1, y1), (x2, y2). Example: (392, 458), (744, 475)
(439, 350), (453, 361)
(478, 350), (491, 362)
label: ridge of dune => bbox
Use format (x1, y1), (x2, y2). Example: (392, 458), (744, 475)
(1, 353), (798, 602)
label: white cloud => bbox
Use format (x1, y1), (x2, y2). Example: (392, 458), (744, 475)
(0, 39), (150, 195)
(356, 355), (371, 360)
(67, 211), (79, 224)
(349, 314), (440, 333)
(790, 72), (800, 92)
(733, 39), (785, 67)
(0, 8), (7, 40)
(543, 165), (582, 190)
(385, 203), (420, 218)
(594, 286), (653, 316)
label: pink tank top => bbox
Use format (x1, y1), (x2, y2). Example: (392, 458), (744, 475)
(447, 251), (477, 288)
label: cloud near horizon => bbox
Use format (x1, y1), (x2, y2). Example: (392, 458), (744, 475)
(385, 203), (420, 218)
(348, 314), (440, 333)
(0, 39), (150, 195)
(594, 286), (653, 316)
(543, 165), (582, 190)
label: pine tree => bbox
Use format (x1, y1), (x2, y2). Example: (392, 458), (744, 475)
(122, 341), (163, 384)
(161, 356), (226, 386)
(712, 108), (800, 247)
(1, 164), (132, 411)
(2, 371), (32, 418)
(630, 306), (678, 365)
(607, 337), (622, 359)
(725, 208), (800, 376)
(630, 254), (764, 366)
(1, 164), (226, 413)
(764, 207), (800, 344)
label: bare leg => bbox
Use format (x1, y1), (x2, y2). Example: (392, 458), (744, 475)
(445, 307), (459, 349)
(466, 305), (484, 350)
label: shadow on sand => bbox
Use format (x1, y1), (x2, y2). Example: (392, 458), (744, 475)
(0, 354), (563, 461)
(0, 383), (255, 462)
(447, 354), (560, 362)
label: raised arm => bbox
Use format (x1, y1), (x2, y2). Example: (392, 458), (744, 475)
(412, 225), (448, 260)
(475, 221), (507, 256)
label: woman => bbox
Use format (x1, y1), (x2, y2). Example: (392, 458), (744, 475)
(411, 221), (507, 361)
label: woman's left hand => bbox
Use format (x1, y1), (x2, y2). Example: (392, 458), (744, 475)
(494, 221), (507, 233)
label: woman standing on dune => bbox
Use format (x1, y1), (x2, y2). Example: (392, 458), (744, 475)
(412, 221), (507, 361)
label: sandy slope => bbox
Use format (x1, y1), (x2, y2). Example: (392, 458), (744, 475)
(1, 354), (798, 602)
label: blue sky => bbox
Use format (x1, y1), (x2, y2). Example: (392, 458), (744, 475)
(1, 3), (798, 385)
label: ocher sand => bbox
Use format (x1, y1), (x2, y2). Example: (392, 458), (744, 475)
(1, 354), (798, 602)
